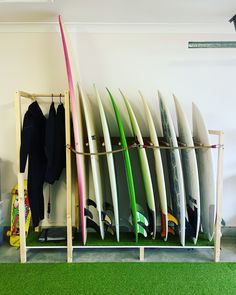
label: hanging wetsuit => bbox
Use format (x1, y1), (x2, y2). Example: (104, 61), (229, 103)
(20, 101), (46, 227)
(45, 102), (66, 184)
(44, 102), (56, 184)
(54, 103), (66, 180)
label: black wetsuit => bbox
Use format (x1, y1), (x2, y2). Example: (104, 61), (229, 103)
(54, 103), (66, 180)
(20, 101), (46, 227)
(45, 102), (66, 184)
(45, 102), (56, 184)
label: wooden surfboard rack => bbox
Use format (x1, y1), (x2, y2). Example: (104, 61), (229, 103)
(15, 90), (224, 263)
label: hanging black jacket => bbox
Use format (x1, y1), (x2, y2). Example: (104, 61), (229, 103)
(54, 103), (66, 180)
(20, 101), (46, 227)
(44, 102), (56, 184)
(44, 102), (66, 184)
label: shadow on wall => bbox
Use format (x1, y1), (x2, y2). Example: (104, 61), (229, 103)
(222, 175), (236, 226)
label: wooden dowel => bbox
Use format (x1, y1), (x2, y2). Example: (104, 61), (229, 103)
(31, 93), (65, 98)
(15, 91), (27, 263)
(214, 131), (224, 262)
(18, 91), (65, 100)
(139, 247), (145, 261)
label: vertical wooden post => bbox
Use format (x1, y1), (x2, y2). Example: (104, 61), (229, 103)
(15, 91), (27, 263)
(139, 247), (145, 261)
(65, 91), (73, 263)
(214, 131), (224, 262)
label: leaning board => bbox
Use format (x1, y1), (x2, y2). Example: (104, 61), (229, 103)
(174, 95), (200, 244)
(107, 88), (148, 241)
(58, 16), (87, 244)
(140, 91), (169, 241)
(192, 102), (216, 241)
(94, 85), (119, 242)
(78, 83), (105, 240)
(121, 90), (156, 239)
(159, 92), (186, 246)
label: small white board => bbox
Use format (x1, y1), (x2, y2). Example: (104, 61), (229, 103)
(159, 92), (186, 246)
(192, 102), (216, 241)
(121, 90), (156, 238)
(139, 91), (168, 241)
(78, 82), (105, 240)
(174, 95), (200, 244)
(94, 85), (120, 242)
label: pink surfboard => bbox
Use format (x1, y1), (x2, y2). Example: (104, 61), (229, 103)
(59, 16), (86, 244)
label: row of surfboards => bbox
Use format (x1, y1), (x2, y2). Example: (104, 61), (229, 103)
(59, 16), (216, 246)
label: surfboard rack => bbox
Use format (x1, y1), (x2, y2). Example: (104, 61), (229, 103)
(15, 90), (224, 263)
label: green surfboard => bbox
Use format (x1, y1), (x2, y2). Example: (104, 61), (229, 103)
(106, 88), (148, 242)
(120, 90), (156, 239)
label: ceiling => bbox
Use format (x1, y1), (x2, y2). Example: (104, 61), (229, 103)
(0, 0), (235, 23)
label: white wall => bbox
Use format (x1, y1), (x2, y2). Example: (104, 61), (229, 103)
(0, 28), (235, 226)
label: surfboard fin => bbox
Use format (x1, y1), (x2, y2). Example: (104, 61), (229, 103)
(101, 211), (113, 226)
(138, 222), (149, 234)
(168, 213), (178, 225)
(84, 208), (93, 220)
(103, 223), (115, 236)
(86, 218), (100, 234)
(168, 226), (175, 236)
(136, 212), (149, 227)
(146, 204), (155, 237)
(87, 199), (97, 208)
(160, 211), (167, 238)
(137, 224), (148, 237)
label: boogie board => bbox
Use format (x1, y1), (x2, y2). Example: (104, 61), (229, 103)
(58, 16), (87, 244)
(7, 180), (31, 247)
(192, 102), (216, 241)
(78, 83), (105, 239)
(174, 95), (200, 244)
(106, 88), (148, 242)
(159, 92), (186, 246)
(120, 90), (156, 238)
(94, 85), (120, 241)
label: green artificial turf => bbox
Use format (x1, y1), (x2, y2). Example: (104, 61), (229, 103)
(26, 231), (213, 247)
(0, 263), (236, 295)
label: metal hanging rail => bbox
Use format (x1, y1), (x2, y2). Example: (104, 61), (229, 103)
(188, 41), (236, 48)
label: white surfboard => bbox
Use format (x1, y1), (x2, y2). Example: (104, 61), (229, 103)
(192, 102), (216, 241)
(139, 91), (169, 241)
(94, 85), (120, 242)
(120, 90), (156, 239)
(78, 82), (105, 240)
(159, 92), (186, 246)
(173, 95), (200, 244)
